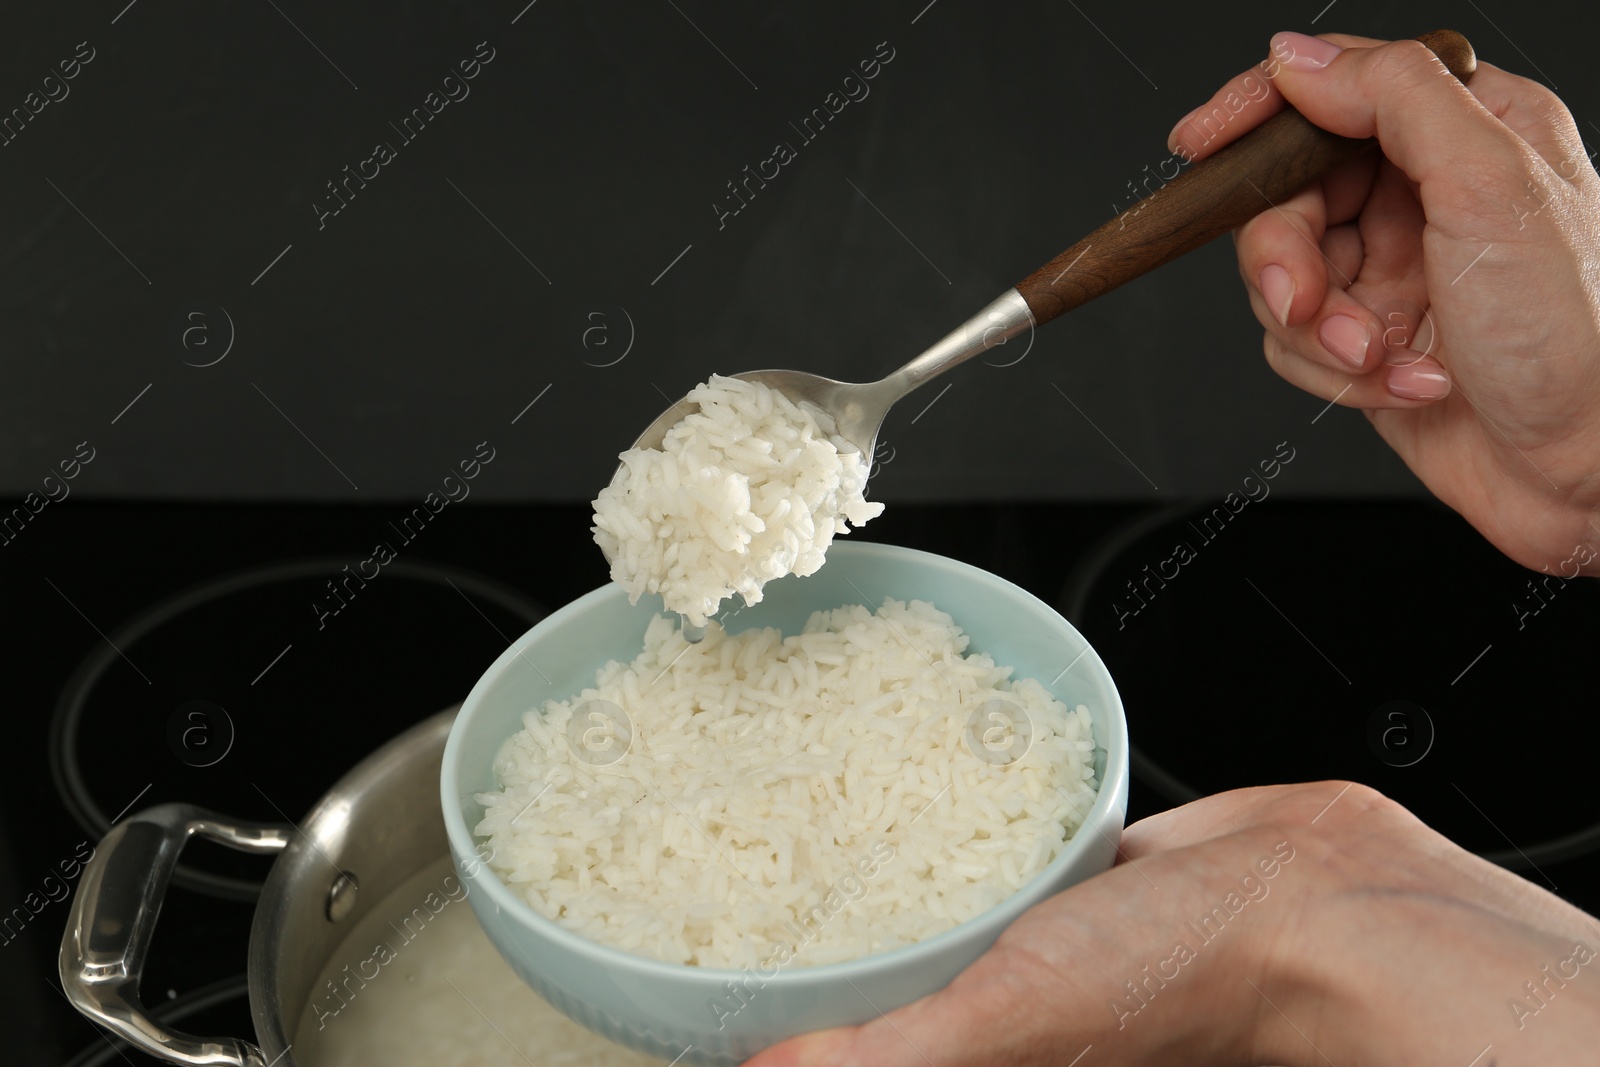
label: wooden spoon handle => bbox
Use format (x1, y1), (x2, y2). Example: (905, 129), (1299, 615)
(1015, 30), (1476, 325)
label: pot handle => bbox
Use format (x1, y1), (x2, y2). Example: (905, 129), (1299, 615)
(59, 803), (292, 1067)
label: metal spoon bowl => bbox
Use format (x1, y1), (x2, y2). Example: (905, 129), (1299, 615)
(629, 292), (1034, 460)
(629, 299), (1033, 646)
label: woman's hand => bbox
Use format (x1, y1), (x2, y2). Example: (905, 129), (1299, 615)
(1173, 32), (1600, 577)
(745, 781), (1600, 1065)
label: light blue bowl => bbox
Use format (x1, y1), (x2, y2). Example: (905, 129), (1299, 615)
(441, 541), (1129, 1066)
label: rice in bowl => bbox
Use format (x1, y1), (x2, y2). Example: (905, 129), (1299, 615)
(474, 598), (1099, 969)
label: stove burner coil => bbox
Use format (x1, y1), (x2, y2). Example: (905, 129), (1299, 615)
(49, 558), (545, 901)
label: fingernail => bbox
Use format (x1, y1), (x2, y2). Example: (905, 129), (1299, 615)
(1166, 108), (1197, 153)
(1258, 265), (1294, 327)
(1387, 363), (1451, 401)
(1319, 315), (1370, 369)
(1270, 31), (1343, 72)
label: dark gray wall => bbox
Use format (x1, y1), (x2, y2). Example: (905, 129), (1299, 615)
(3, 1), (1594, 502)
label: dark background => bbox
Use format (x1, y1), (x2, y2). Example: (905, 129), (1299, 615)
(5, 2), (1600, 1064)
(5, 0), (1594, 502)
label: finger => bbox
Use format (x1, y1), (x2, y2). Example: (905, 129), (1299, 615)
(1234, 220), (1362, 330)
(1228, 149), (1378, 292)
(1167, 61), (1288, 160)
(1168, 33), (1389, 160)
(1234, 184), (1396, 375)
(1349, 159), (1428, 292)
(1234, 182), (1330, 330)
(1261, 330), (1451, 407)
(1321, 223), (1364, 285)
(1341, 160), (1439, 378)
(744, 1028), (855, 1067)
(1318, 149), (1385, 228)
(1230, 149), (1380, 317)
(1256, 285), (1383, 377)
(1236, 147), (1438, 386)
(1119, 780), (1394, 859)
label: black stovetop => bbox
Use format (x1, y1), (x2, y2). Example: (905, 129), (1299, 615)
(4, 499), (1597, 1065)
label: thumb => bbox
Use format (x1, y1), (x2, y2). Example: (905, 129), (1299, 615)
(741, 1027), (859, 1067)
(1266, 31), (1531, 232)
(741, 941), (1073, 1067)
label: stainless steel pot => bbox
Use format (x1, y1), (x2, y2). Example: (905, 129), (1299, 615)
(60, 709), (457, 1067)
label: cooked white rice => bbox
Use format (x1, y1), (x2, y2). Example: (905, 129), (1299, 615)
(475, 599), (1098, 969)
(295, 862), (664, 1067)
(592, 375), (885, 627)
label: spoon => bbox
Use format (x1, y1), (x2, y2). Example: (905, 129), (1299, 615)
(631, 30), (1475, 638)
